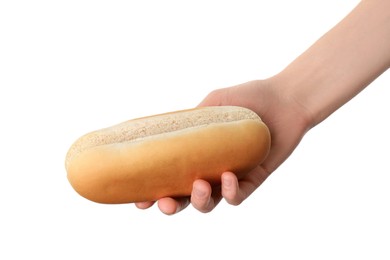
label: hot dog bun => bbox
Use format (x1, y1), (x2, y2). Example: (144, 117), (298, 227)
(65, 106), (271, 204)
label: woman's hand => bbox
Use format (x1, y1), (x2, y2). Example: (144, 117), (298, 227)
(136, 0), (390, 215)
(135, 79), (313, 214)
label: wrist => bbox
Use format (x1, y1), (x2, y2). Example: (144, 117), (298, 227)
(267, 74), (317, 131)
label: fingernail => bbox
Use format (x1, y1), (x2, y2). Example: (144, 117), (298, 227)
(194, 187), (207, 199)
(223, 176), (232, 188)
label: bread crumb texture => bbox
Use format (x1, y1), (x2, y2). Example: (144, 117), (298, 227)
(65, 106), (260, 167)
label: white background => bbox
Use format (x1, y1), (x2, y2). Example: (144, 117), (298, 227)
(1, 1), (389, 259)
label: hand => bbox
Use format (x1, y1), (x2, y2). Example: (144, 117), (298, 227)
(136, 79), (313, 214)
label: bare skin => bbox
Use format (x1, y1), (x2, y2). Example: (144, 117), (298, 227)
(136, 0), (390, 215)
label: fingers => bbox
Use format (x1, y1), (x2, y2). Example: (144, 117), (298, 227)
(220, 172), (242, 205)
(135, 201), (155, 209)
(191, 168), (264, 212)
(191, 179), (222, 213)
(222, 167), (270, 206)
(136, 167), (269, 214)
(136, 180), (222, 215)
(197, 88), (229, 107)
(157, 197), (190, 215)
(135, 197), (190, 215)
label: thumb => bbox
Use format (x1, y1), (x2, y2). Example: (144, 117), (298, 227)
(197, 89), (228, 107)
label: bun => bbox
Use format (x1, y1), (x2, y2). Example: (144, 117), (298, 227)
(65, 106), (271, 204)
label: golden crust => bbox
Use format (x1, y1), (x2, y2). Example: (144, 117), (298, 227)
(65, 106), (271, 204)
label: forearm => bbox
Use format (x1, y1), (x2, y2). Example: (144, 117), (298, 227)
(275, 0), (390, 128)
